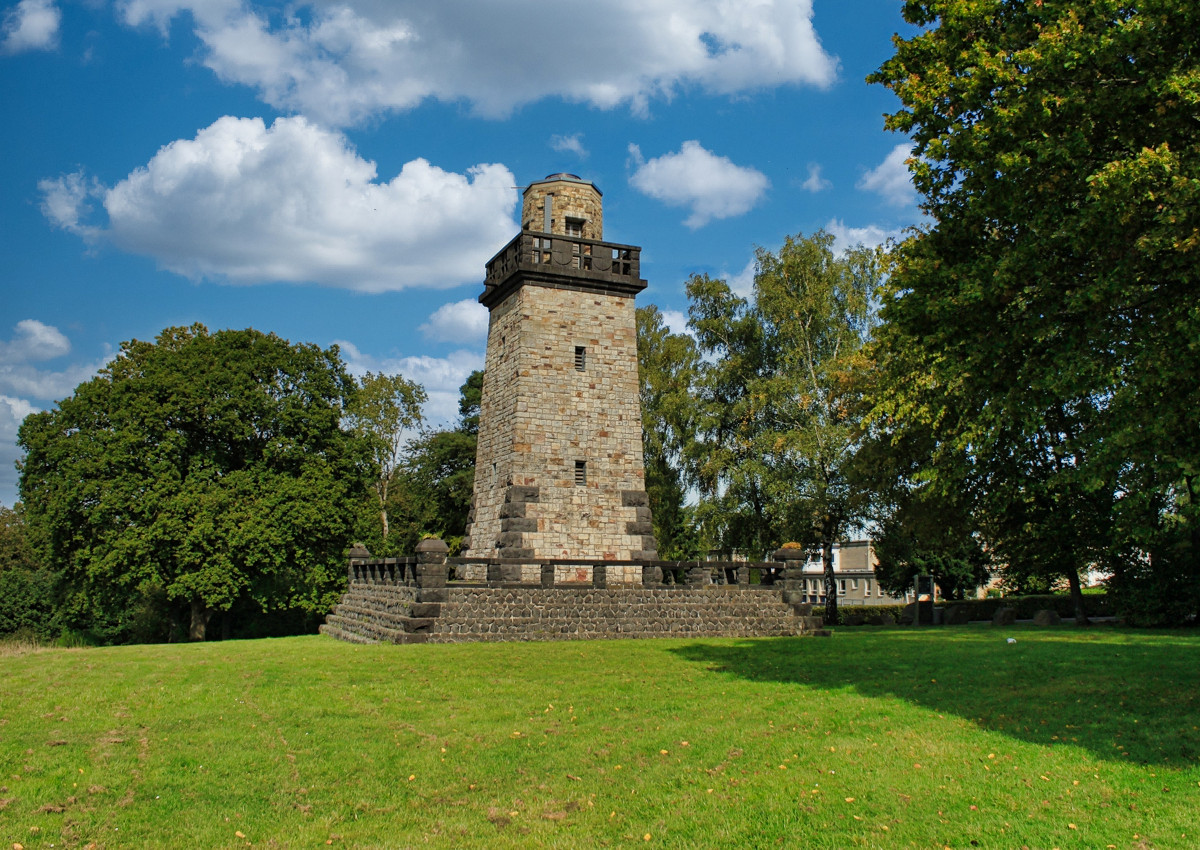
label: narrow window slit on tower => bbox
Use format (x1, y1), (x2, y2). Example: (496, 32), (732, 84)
(574, 346), (586, 371)
(575, 460), (587, 486)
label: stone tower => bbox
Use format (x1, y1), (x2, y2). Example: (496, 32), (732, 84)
(464, 174), (656, 572)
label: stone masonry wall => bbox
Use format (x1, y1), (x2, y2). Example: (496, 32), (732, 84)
(522, 178), (603, 240)
(468, 291), (521, 554)
(467, 282), (653, 561)
(429, 586), (803, 642)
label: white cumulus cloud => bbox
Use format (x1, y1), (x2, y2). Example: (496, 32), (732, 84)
(801, 162), (831, 193)
(725, 256), (758, 298)
(629, 141), (769, 228)
(38, 171), (104, 239)
(336, 340), (484, 427)
(549, 133), (588, 159)
(0, 319), (71, 362)
(41, 115), (518, 292)
(659, 309), (690, 337)
(0, 319), (108, 401)
(0, 321), (111, 507)
(825, 218), (904, 253)
(420, 298), (489, 344)
(1, 0), (60, 54)
(0, 394), (39, 507)
(858, 143), (917, 207)
(115, 0), (837, 125)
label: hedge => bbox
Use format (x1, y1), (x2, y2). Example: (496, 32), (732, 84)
(813, 592), (1112, 625)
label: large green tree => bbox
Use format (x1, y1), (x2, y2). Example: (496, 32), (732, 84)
(852, 419), (995, 601)
(871, 497), (993, 601)
(869, 0), (1200, 622)
(17, 325), (370, 642)
(688, 232), (884, 624)
(636, 306), (702, 559)
(685, 273), (774, 558)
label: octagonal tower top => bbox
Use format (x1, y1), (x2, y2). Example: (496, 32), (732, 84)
(522, 173), (603, 241)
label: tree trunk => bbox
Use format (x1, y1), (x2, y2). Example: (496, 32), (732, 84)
(1066, 568), (1090, 626)
(377, 476), (390, 541)
(189, 599), (212, 641)
(822, 537), (838, 626)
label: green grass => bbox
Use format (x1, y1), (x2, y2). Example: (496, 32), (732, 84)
(2, 625), (1198, 849)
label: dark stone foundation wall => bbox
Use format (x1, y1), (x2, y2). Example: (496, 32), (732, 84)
(321, 581), (818, 644)
(320, 541), (824, 644)
(430, 586), (801, 642)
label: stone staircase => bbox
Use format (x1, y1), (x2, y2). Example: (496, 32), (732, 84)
(319, 584), (444, 644)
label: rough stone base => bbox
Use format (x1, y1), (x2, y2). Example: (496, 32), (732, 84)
(322, 584), (819, 645)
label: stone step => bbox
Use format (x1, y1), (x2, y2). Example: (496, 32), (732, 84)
(327, 599), (442, 633)
(318, 621), (379, 645)
(323, 614), (408, 644)
(332, 602), (416, 626)
(335, 591), (417, 611)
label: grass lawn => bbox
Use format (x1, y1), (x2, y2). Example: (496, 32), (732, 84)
(1, 625), (1198, 849)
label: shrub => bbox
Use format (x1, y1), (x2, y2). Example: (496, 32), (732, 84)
(929, 593), (1111, 622)
(0, 568), (60, 640)
(815, 594), (1112, 625)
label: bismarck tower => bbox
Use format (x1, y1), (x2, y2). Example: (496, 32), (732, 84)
(464, 174), (657, 576)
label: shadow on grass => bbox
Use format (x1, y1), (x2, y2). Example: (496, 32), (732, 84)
(670, 625), (1200, 768)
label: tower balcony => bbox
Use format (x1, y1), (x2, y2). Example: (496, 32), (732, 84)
(481, 231), (647, 308)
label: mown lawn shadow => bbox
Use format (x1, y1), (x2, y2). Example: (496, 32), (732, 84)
(670, 625), (1200, 768)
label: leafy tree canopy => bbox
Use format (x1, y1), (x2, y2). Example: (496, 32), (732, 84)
(355, 371), (482, 557)
(686, 231), (885, 623)
(868, 0), (1200, 622)
(636, 305), (703, 559)
(0, 504), (40, 573)
(17, 325), (370, 641)
(346, 371), (426, 544)
(0, 504), (59, 640)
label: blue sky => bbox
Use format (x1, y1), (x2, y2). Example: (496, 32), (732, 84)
(1, 0), (921, 508)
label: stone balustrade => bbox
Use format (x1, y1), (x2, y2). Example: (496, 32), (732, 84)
(481, 231), (646, 308)
(346, 553), (795, 592)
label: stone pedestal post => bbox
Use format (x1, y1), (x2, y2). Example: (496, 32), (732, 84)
(348, 543), (371, 585)
(415, 537), (450, 603)
(774, 548), (808, 605)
